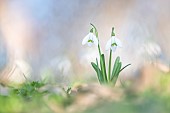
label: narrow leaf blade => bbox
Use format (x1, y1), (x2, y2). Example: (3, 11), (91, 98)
(112, 62), (122, 86)
(91, 62), (104, 83)
(111, 56), (120, 80)
(100, 54), (107, 83)
(119, 64), (131, 73)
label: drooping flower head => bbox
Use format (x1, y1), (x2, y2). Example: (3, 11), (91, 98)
(82, 28), (98, 47)
(105, 27), (122, 52)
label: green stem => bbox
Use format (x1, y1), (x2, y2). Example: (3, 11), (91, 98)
(98, 42), (106, 82)
(108, 49), (112, 81)
(90, 23), (98, 38)
(90, 23), (101, 56)
(98, 44), (102, 56)
(91, 23), (108, 83)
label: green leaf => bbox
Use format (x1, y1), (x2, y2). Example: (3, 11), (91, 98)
(96, 58), (105, 83)
(111, 56), (122, 85)
(100, 54), (107, 82)
(119, 64), (131, 73)
(111, 56), (120, 79)
(66, 87), (72, 96)
(112, 62), (122, 85)
(91, 62), (104, 83)
(115, 62), (122, 78)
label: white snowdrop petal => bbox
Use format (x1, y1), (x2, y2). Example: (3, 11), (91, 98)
(105, 38), (112, 51)
(115, 37), (122, 47)
(111, 46), (117, 52)
(82, 34), (90, 45)
(89, 33), (93, 40)
(93, 36), (98, 46)
(111, 36), (116, 43)
(87, 42), (93, 47)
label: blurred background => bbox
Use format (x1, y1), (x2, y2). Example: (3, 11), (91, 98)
(0, 0), (170, 85)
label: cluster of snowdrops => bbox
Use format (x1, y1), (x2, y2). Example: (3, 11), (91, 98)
(82, 24), (130, 85)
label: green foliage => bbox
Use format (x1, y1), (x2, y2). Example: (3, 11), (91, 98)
(0, 95), (23, 113)
(100, 54), (107, 82)
(92, 56), (130, 85)
(111, 57), (122, 85)
(11, 81), (47, 99)
(1, 78), (170, 113)
(91, 59), (104, 83)
(0, 80), (73, 113)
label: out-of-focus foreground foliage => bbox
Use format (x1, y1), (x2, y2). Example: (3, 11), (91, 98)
(83, 91), (170, 113)
(0, 71), (170, 113)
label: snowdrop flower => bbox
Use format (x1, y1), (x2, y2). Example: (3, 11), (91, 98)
(105, 36), (122, 52)
(82, 28), (98, 47)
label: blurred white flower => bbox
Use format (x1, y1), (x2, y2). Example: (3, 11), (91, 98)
(82, 33), (98, 47)
(105, 36), (122, 52)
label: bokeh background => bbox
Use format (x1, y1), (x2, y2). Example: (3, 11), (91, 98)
(0, 0), (170, 84)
